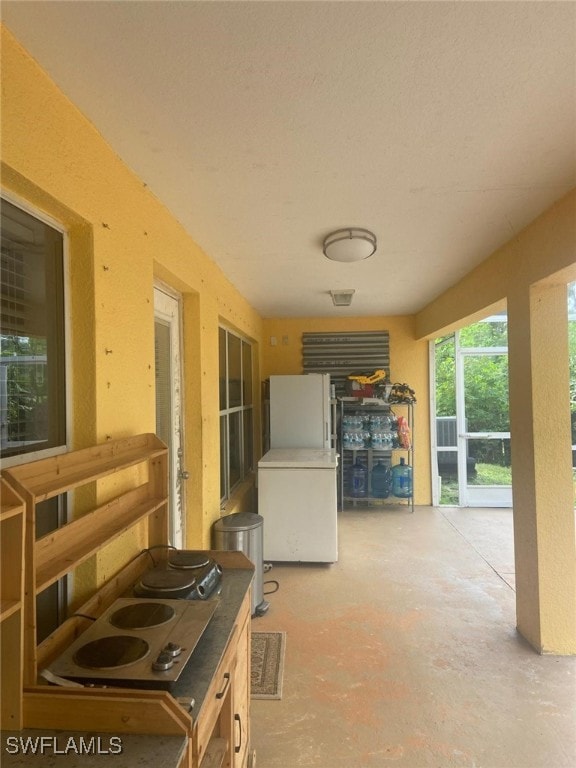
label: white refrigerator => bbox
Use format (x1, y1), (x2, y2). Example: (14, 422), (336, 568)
(258, 448), (338, 562)
(269, 373), (332, 449)
(259, 374), (338, 562)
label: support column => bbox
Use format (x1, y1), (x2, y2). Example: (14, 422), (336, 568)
(508, 282), (576, 654)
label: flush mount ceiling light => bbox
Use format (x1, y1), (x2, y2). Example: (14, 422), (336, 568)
(323, 228), (377, 263)
(330, 289), (355, 307)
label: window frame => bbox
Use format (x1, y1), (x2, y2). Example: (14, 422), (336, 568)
(219, 324), (254, 502)
(1, 192), (72, 636)
(0, 191), (71, 469)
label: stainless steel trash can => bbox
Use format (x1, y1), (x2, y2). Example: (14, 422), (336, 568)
(212, 512), (269, 616)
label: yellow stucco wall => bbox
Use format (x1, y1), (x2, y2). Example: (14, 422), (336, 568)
(415, 190), (576, 340)
(415, 191), (576, 654)
(262, 315), (431, 505)
(2, 24), (574, 651)
(0, 27), (263, 598)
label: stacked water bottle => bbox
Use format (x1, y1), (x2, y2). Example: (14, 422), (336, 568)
(368, 412), (397, 450)
(341, 413), (369, 449)
(342, 412), (398, 450)
(344, 409), (412, 500)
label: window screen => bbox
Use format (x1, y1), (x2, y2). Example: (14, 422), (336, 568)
(1, 199), (66, 459)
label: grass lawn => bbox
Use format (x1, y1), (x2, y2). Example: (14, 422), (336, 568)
(470, 463), (512, 485)
(440, 462), (510, 504)
(439, 464), (576, 506)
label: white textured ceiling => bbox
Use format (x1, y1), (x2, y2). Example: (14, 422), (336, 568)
(2, 1), (575, 317)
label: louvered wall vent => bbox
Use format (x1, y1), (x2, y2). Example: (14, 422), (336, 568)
(302, 330), (390, 397)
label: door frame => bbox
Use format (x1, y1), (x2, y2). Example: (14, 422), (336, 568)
(154, 282), (186, 548)
(431, 322), (512, 508)
(456, 338), (512, 507)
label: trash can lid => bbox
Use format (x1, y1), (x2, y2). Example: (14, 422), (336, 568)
(213, 512), (263, 531)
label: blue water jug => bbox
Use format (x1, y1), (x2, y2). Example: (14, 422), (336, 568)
(391, 458), (412, 498)
(371, 460), (390, 498)
(350, 460), (368, 498)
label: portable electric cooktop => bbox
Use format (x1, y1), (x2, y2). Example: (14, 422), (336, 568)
(133, 550), (223, 600)
(47, 597), (219, 690)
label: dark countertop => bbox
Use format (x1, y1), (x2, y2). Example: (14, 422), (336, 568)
(172, 568), (253, 714)
(1, 566), (253, 767)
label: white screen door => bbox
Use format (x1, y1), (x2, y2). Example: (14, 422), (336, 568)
(458, 346), (512, 507)
(433, 315), (512, 507)
(154, 285), (186, 547)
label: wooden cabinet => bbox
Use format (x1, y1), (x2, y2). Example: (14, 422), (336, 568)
(194, 587), (252, 768)
(231, 598), (251, 768)
(0, 478), (25, 730)
(1, 435), (254, 768)
(196, 619), (237, 765)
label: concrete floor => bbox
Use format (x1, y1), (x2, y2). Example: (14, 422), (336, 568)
(250, 506), (576, 768)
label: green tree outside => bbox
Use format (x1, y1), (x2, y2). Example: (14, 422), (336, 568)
(436, 284), (576, 469)
(435, 319), (510, 466)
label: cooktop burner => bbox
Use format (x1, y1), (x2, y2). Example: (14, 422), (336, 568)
(168, 550), (211, 570)
(137, 569), (198, 596)
(74, 635), (150, 670)
(109, 601), (176, 630)
(134, 551), (222, 600)
(47, 597), (218, 690)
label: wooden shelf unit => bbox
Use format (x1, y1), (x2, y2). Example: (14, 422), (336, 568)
(2, 435), (255, 768)
(0, 478), (25, 730)
(3, 433), (169, 689)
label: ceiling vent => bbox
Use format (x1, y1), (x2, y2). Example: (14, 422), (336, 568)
(330, 289), (355, 307)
